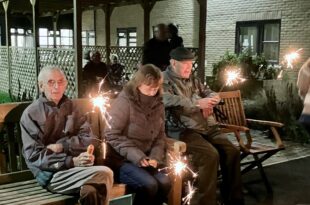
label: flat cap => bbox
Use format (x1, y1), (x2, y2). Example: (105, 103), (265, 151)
(170, 47), (195, 61)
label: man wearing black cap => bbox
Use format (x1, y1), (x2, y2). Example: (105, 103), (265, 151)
(162, 47), (244, 205)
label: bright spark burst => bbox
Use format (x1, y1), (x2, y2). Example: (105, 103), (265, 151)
(89, 79), (116, 129)
(284, 48), (303, 69)
(225, 69), (246, 86)
(159, 153), (198, 178)
(182, 181), (197, 205)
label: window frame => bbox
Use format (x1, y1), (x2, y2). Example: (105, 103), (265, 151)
(235, 20), (281, 63)
(117, 27), (137, 47)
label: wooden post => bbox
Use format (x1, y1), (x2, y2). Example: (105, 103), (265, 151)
(52, 12), (59, 48)
(2, 0), (11, 94)
(73, 0), (82, 98)
(30, 0), (39, 97)
(103, 4), (114, 64)
(93, 9), (97, 45)
(141, 0), (156, 43)
(197, 0), (207, 83)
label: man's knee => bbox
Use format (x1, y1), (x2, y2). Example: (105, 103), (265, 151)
(80, 184), (97, 199)
(157, 174), (172, 194)
(93, 166), (114, 183)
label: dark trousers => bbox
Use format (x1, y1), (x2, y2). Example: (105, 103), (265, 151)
(117, 162), (171, 205)
(179, 129), (244, 205)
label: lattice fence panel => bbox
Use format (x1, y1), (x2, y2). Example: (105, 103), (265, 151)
(10, 47), (36, 99)
(83, 46), (107, 62)
(110, 46), (143, 76)
(187, 47), (199, 73)
(38, 48), (77, 98)
(0, 47), (9, 93)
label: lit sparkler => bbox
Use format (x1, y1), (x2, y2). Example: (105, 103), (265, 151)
(219, 68), (246, 92)
(89, 79), (116, 159)
(159, 153), (198, 178)
(284, 48), (303, 69)
(182, 181), (197, 205)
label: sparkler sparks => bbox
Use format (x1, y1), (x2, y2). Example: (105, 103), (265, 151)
(284, 48), (303, 69)
(219, 68), (246, 92)
(89, 79), (115, 129)
(159, 153), (198, 178)
(182, 181), (197, 205)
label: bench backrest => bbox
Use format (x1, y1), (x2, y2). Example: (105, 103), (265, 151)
(0, 98), (103, 184)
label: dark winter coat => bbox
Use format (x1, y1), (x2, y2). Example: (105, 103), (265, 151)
(104, 87), (167, 167)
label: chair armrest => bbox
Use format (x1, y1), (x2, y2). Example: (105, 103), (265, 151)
(246, 119), (284, 127)
(165, 138), (186, 154)
(218, 123), (250, 132)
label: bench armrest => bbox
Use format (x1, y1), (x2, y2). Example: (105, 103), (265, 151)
(218, 123), (249, 132)
(166, 138), (186, 154)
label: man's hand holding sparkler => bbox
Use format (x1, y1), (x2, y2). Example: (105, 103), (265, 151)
(197, 95), (221, 118)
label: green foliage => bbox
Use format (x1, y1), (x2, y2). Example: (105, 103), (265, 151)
(263, 83), (309, 143)
(212, 50), (279, 81)
(0, 91), (11, 104)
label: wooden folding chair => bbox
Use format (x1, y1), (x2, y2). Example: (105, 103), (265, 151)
(213, 90), (285, 192)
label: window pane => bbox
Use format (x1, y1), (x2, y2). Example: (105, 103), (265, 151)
(56, 37), (60, 46)
(39, 28), (48, 36)
(48, 37), (54, 46)
(129, 38), (137, 43)
(17, 29), (24, 34)
(129, 42), (137, 47)
(89, 38), (95, 46)
(82, 31), (87, 38)
(11, 36), (16, 46)
(129, 32), (137, 37)
(119, 38), (127, 46)
(118, 32), (125, 37)
(264, 23), (279, 41)
(239, 26), (258, 55)
(82, 37), (87, 45)
(10, 28), (16, 33)
(39, 37), (47, 46)
(263, 42), (279, 62)
(61, 29), (70, 37)
(17, 36), (24, 47)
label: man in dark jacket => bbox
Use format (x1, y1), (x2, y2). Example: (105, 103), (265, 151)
(163, 47), (244, 205)
(142, 24), (171, 71)
(83, 51), (109, 95)
(20, 66), (113, 205)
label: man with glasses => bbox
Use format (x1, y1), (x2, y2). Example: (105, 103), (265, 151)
(20, 66), (113, 205)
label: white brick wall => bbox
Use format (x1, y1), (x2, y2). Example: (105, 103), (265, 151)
(82, 0), (310, 76)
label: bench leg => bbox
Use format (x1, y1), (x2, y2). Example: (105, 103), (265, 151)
(168, 175), (182, 205)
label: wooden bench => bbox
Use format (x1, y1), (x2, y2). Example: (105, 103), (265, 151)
(0, 99), (186, 205)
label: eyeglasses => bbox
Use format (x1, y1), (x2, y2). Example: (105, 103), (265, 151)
(46, 79), (67, 87)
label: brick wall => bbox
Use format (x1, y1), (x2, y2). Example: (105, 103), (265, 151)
(205, 0), (310, 75)
(82, 0), (310, 76)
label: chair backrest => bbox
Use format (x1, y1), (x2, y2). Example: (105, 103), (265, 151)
(214, 90), (247, 127)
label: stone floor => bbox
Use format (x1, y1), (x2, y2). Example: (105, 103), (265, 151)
(227, 129), (310, 166)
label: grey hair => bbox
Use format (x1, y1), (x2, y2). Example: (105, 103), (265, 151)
(38, 66), (66, 83)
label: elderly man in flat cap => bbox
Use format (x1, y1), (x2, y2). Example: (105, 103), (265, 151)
(162, 47), (244, 205)
(20, 66), (113, 205)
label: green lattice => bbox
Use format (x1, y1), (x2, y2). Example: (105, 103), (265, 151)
(10, 47), (36, 99)
(0, 47), (9, 93)
(38, 48), (77, 98)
